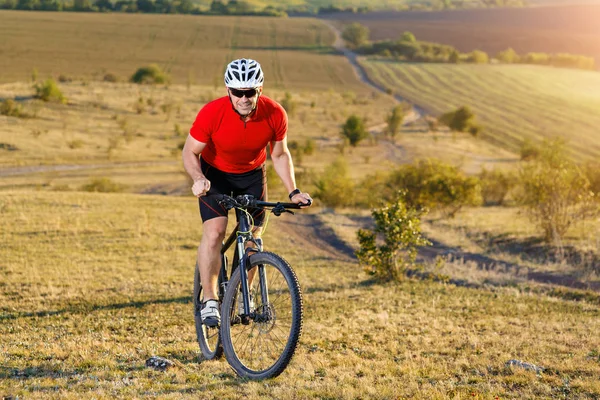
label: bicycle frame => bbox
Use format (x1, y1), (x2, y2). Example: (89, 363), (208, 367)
(219, 207), (264, 317)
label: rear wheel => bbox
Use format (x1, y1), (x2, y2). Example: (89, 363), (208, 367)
(220, 252), (303, 380)
(193, 263), (223, 360)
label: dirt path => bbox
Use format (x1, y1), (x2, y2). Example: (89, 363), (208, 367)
(321, 20), (427, 122)
(0, 160), (179, 178)
(277, 212), (600, 293)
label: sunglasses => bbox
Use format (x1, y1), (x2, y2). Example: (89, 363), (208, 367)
(229, 88), (258, 98)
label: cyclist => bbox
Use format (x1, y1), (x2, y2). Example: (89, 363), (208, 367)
(182, 58), (312, 327)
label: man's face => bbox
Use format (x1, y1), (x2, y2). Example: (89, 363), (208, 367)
(228, 87), (261, 116)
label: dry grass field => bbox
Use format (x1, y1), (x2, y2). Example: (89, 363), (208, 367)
(0, 11), (360, 90)
(1, 192), (599, 399)
(359, 60), (600, 160)
(323, 4), (600, 64)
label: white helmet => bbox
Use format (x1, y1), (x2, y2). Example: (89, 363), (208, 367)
(224, 58), (264, 88)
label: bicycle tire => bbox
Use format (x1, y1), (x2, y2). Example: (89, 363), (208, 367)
(193, 262), (223, 360)
(220, 252), (303, 380)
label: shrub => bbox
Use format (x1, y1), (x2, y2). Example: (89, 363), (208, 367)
(386, 159), (481, 217)
(517, 139), (598, 243)
(1, 99), (24, 117)
(354, 171), (390, 208)
(313, 157), (355, 208)
(479, 168), (515, 206)
(303, 138), (315, 155)
(356, 192), (431, 282)
(103, 73), (119, 82)
(130, 64), (170, 84)
(439, 106), (476, 133)
(385, 104), (404, 142)
(33, 79), (67, 103)
(520, 138), (540, 161)
(279, 92), (297, 117)
(583, 162), (600, 196)
(341, 114), (368, 147)
(80, 177), (126, 193)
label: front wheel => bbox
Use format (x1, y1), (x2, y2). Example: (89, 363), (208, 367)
(220, 252), (303, 380)
(193, 263), (223, 360)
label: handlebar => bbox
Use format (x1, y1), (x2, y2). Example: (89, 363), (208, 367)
(215, 194), (311, 216)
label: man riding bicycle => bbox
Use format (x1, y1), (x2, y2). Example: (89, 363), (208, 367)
(182, 58), (312, 327)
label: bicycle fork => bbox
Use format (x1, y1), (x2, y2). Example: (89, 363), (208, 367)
(237, 235), (269, 322)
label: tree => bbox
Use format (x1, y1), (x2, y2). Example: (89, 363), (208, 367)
(400, 31), (416, 43)
(136, 0), (153, 12)
(341, 115), (368, 146)
(72, 0), (93, 11)
(496, 48), (519, 63)
(449, 49), (460, 63)
(210, 0), (227, 13)
(341, 22), (369, 48)
(468, 50), (489, 64)
(385, 104), (404, 143)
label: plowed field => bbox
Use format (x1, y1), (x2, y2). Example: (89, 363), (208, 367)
(323, 4), (600, 64)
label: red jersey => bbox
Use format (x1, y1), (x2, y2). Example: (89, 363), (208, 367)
(189, 95), (288, 174)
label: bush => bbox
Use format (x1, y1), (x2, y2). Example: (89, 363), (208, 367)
(279, 92), (297, 117)
(479, 168), (515, 206)
(1, 99), (24, 117)
(80, 177), (126, 193)
(313, 157), (355, 208)
(386, 159), (481, 217)
(354, 171), (390, 208)
(583, 162), (600, 196)
(130, 64), (170, 84)
(356, 192), (431, 282)
(103, 73), (119, 82)
(341, 114), (368, 147)
(33, 79), (67, 103)
(439, 106), (476, 133)
(517, 139), (598, 243)
(520, 138), (540, 161)
(385, 104), (404, 142)
(341, 22), (369, 48)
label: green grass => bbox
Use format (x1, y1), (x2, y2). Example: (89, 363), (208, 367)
(1, 191), (600, 399)
(359, 60), (600, 161)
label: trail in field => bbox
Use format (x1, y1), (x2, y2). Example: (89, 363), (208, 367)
(0, 160), (178, 177)
(278, 212), (600, 293)
(320, 20), (427, 120)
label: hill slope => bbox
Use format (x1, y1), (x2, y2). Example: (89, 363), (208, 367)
(1, 191), (600, 399)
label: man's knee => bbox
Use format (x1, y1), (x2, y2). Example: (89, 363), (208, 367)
(201, 219), (227, 247)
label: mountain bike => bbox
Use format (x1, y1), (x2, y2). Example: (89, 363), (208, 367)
(193, 194), (309, 380)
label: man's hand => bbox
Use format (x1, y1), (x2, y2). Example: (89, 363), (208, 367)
(192, 177), (211, 197)
(290, 191), (312, 207)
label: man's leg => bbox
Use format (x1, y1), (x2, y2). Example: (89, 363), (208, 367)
(197, 216), (228, 301)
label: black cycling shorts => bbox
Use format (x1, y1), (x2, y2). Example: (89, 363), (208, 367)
(198, 158), (267, 226)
